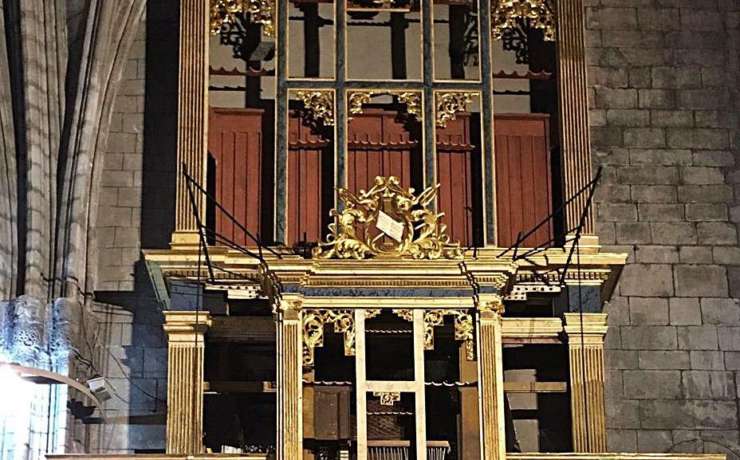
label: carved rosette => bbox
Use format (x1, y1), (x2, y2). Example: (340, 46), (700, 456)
(373, 391), (401, 406)
(481, 296), (505, 316)
(313, 176), (463, 260)
(296, 90), (335, 126)
(392, 309), (475, 360)
(492, 0), (556, 42)
(210, 0), (275, 38)
(348, 90), (422, 122)
(302, 309), (355, 367)
(435, 92), (477, 128)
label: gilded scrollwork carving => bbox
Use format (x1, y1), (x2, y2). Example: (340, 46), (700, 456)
(296, 90), (335, 126)
(373, 391), (401, 406)
(480, 296), (505, 316)
(492, 0), (556, 42)
(210, 0), (275, 38)
(348, 90), (422, 122)
(392, 309), (475, 360)
(302, 309), (355, 367)
(313, 176), (463, 260)
(435, 92), (477, 128)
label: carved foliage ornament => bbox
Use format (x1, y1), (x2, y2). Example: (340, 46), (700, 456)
(492, 0), (556, 42)
(435, 92), (476, 128)
(313, 176), (463, 260)
(210, 0), (275, 38)
(373, 391), (401, 406)
(296, 91), (335, 126)
(348, 91), (422, 122)
(303, 309), (354, 368)
(392, 309), (475, 360)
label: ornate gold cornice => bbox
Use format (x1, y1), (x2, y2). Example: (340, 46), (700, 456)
(313, 176), (463, 260)
(492, 0), (556, 42)
(296, 90), (334, 126)
(210, 0), (275, 38)
(435, 92), (477, 128)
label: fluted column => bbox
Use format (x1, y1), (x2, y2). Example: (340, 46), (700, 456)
(163, 311), (212, 454)
(277, 300), (303, 460)
(173, 0), (209, 245)
(564, 313), (608, 452)
(477, 296), (506, 460)
(556, 0), (596, 240)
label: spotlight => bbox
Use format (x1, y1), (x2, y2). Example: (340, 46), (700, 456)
(86, 376), (111, 402)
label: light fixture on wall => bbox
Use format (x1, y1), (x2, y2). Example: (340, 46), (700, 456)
(492, 0), (556, 42)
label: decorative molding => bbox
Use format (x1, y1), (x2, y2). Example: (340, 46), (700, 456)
(373, 391), (401, 406)
(348, 90), (423, 122)
(435, 92), (476, 128)
(302, 309), (355, 368)
(391, 309), (475, 360)
(501, 24), (529, 65)
(479, 296), (505, 316)
(210, 0), (275, 38)
(313, 176), (463, 260)
(492, 0), (556, 42)
(296, 90), (335, 126)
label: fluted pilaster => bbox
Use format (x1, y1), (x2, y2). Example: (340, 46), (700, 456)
(163, 311), (212, 454)
(173, 0), (209, 245)
(478, 297), (506, 460)
(564, 313), (608, 452)
(556, 0), (595, 236)
(278, 302), (303, 460)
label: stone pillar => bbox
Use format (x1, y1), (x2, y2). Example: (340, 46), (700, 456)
(277, 300), (303, 460)
(163, 311), (212, 454)
(564, 313), (608, 452)
(173, 0), (208, 246)
(477, 296), (506, 460)
(556, 0), (596, 240)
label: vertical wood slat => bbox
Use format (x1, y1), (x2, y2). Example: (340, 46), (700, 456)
(556, 0), (594, 234)
(174, 0), (208, 241)
(286, 111), (327, 246)
(436, 114), (474, 246)
(347, 109), (418, 193)
(208, 108), (264, 246)
(494, 114), (553, 248)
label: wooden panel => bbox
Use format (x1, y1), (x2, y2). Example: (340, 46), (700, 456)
(436, 114), (475, 246)
(495, 114), (553, 248)
(347, 108), (419, 193)
(208, 108), (264, 247)
(287, 111), (330, 246)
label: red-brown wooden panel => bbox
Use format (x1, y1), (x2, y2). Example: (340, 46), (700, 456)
(495, 114), (552, 248)
(287, 111), (330, 246)
(436, 114), (475, 246)
(347, 108), (418, 193)
(208, 108), (264, 247)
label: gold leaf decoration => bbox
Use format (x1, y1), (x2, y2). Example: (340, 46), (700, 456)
(373, 391), (401, 406)
(348, 90), (422, 122)
(313, 176), (463, 260)
(302, 309), (355, 368)
(296, 90), (335, 126)
(492, 0), (556, 42)
(435, 92), (476, 128)
(210, 0), (275, 38)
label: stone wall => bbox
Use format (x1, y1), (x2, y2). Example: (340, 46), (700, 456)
(88, 7), (171, 453)
(587, 0), (740, 457)
(96, 21), (146, 292)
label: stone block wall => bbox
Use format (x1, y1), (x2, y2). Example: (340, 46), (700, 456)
(587, 0), (740, 456)
(96, 19), (146, 292)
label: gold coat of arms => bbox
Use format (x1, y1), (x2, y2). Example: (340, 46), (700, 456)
(313, 176), (463, 260)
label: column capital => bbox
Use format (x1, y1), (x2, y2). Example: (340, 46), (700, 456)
(563, 313), (608, 344)
(478, 295), (505, 319)
(163, 311), (212, 343)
